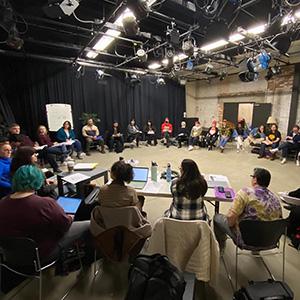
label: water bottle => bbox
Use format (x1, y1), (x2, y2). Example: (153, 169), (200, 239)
(166, 163), (172, 182)
(151, 161), (158, 182)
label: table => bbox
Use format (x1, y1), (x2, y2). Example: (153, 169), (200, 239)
(57, 167), (109, 198)
(137, 174), (233, 214)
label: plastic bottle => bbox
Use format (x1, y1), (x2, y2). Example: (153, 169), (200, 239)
(166, 163), (172, 182)
(151, 161), (158, 182)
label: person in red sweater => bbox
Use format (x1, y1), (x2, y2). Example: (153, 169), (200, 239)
(0, 165), (90, 260)
(37, 125), (69, 164)
(161, 117), (173, 148)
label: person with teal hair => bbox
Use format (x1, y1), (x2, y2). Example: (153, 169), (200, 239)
(0, 165), (91, 260)
(12, 164), (45, 192)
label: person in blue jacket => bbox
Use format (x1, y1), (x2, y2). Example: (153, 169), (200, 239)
(56, 121), (85, 159)
(0, 138), (12, 198)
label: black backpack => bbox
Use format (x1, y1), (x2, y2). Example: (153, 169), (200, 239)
(125, 254), (186, 300)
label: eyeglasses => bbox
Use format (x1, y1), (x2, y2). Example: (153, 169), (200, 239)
(3, 149), (12, 152)
(250, 175), (255, 178)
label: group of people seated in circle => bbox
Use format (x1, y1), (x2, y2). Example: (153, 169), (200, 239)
(1, 143), (299, 270)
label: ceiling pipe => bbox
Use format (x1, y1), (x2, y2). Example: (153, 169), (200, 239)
(22, 15), (94, 33)
(148, 11), (205, 38)
(115, 24), (200, 68)
(74, 1), (126, 62)
(23, 38), (126, 59)
(0, 49), (169, 76)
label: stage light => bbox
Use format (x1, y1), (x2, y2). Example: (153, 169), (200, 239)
(166, 23), (180, 47)
(148, 62), (161, 69)
(86, 51), (98, 59)
(75, 65), (85, 78)
(179, 79), (187, 85)
(265, 66), (281, 81)
(205, 62), (214, 74)
(162, 58), (169, 66)
(43, 0), (79, 18)
(182, 39), (195, 57)
(271, 34), (292, 55)
(239, 71), (258, 82)
(200, 39), (228, 52)
(126, 0), (151, 19)
(96, 69), (105, 79)
(295, 10), (300, 18)
(247, 24), (266, 35)
(156, 77), (166, 86)
(229, 33), (245, 43)
(137, 48), (148, 62)
(282, 13), (296, 26)
(122, 10), (139, 35)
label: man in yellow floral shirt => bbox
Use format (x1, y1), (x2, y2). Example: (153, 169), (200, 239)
(213, 168), (282, 252)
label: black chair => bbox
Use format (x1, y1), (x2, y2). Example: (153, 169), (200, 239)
(234, 219), (288, 289)
(0, 237), (57, 300)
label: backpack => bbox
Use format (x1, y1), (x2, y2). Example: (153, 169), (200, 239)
(287, 207), (300, 250)
(125, 254), (186, 300)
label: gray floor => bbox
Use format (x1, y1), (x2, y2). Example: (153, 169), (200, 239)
(2, 142), (300, 300)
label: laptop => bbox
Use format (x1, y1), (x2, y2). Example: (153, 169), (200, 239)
(128, 167), (149, 189)
(57, 197), (82, 214)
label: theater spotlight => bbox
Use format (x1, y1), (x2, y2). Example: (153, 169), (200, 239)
(122, 10), (139, 36)
(271, 34), (292, 55)
(137, 47), (148, 62)
(265, 65), (281, 81)
(156, 77), (166, 86)
(75, 65), (85, 79)
(96, 69), (105, 79)
(182, 38), (195, 57)
(239, 71), (259, 82)
(166, 22), (180, 47)
(126, 0), (151, 19)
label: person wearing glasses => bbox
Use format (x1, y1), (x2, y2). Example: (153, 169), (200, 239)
(213, 168), (282, 253)
(0, 138), (12, 198)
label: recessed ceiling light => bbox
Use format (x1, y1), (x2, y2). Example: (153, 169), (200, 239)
(86, 51), (98, 59)
(148, 62), (161, 70)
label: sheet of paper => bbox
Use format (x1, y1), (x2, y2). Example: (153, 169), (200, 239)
(74, 163), (98, 170)
(63, 173), (90, 184)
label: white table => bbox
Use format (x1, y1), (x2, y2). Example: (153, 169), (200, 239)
(137, 174), (233, 214)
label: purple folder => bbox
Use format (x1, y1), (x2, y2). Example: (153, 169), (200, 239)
(214, 187), (235, 202)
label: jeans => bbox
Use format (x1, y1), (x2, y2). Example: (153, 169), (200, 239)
(47, 144), (69, 162)
(72, 139), (82, 153)
(85, 136), (104, 153)
(259, 142), (279, 157)
(219, 136), (230, 148)
(189, 136), (199, 146)
(213, 214), (238, 250)
(278, 142), (299, 158)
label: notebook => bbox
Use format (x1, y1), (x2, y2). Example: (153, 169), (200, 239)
(57, 197), (81, 214)
(128, 167), (149, 190)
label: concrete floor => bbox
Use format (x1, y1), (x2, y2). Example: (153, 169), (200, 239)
(2, 143), (300, 300)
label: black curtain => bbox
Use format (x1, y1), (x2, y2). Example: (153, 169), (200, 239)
(0, 57), (185, 140)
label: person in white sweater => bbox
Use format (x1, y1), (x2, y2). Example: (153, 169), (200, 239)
(188, 121), (202, 151)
